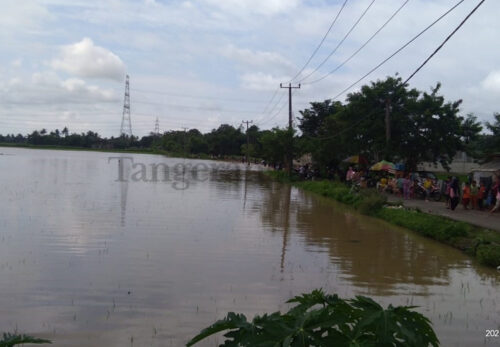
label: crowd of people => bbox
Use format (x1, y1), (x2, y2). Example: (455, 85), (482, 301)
(344, 166), (500, 214)
(445, 176), (500, 213)
(274, 162), (500, 215)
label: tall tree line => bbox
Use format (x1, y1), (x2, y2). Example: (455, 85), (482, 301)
(1, 76), (499, 172)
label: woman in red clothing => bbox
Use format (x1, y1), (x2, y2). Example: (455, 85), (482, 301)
(478, 182), (486, 210)
(462, 183), (471, 210)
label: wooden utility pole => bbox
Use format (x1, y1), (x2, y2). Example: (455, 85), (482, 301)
(242, 120), (253, 165)
(280, 83), (300, 174)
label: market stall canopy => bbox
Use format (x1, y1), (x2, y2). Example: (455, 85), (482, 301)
(370, 160), (396, 172)
(343, 155), (368, 165)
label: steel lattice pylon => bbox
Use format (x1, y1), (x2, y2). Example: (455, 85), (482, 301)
(154, 117), (160, 135)
(120, 75), (132, 137)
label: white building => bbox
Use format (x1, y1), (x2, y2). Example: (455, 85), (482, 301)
(418, 151), (479, 174)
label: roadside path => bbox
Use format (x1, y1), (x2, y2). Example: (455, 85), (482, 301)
(386, 196), (500, 232)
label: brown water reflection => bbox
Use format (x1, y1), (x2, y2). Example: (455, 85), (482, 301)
(0, 148), (498, 346)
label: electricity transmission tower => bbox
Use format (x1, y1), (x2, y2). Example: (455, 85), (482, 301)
(154, 117), (160, 136)
(120, 74), (132, 137)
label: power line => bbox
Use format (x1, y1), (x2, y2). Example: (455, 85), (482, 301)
(307, 0), (485, 145)
(298, 0), (377, 83)
(303, 108), (380, 142)
(265, 90), (286, 115)
(329, 0), (465, 101)
(131, 88), (269, 104)
(254, 90), (287, 125)
(257, 99), (288, 127)
(290, 0), (349, 82)
(261, 88), (280, 115)
(260, 0), (349, 118)
(403, 0), (486, 84)
(304, 0), (411, 85)
(3, 84), (272, 106)
(132, 99), (261, 114)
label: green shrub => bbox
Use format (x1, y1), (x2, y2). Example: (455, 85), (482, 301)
(187, 289), (439, 347)
(376, 208), (469, 242)
(476, 244), (500, 267)
(295, 180), (365, 208)
(355, 190), (387, 215)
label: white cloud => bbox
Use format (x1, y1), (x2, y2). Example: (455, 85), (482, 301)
(0, 71), (119, 105)
(0, 1), (51, 32)
(240, 72), (289, 91)
(481, 71), (500, 93)
(11, 59), (23, 68)
(8, 78), (22, 87)
(2, 0), (500, 136)
(51, 38), (126, 81)
(202, 0), (300, 16)
(222, 45), (295, 75)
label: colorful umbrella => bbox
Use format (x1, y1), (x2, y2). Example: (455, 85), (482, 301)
(343, 155), (368, 165)
(370, 160), (396, 172)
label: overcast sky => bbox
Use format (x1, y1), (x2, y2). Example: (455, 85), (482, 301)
(1, 0), (498, 137)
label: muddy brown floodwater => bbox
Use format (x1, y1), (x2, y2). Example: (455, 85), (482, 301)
(0, 148), (498, 346)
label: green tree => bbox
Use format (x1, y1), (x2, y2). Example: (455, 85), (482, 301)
(206, 124), (245, 157)
(298, 100), (346, 171)
(485, 113), (500, 153)
(460, 114), (483, 159)
(259, 127), (297, 167)
(188, 129), (208, 154)
(327, 77), (465, 171)
(336, 76), (419, 163)
(298, 100), (344, 137)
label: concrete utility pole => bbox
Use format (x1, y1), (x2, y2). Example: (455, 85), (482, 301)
(181, 127), (189, 154)
(280, 83), (301, 130)
(280, 83), (300, 174)
(242, 120), (253, 166)
(385, 97), (391, 145)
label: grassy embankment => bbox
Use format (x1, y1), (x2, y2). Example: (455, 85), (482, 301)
(267, 171), (500, 268)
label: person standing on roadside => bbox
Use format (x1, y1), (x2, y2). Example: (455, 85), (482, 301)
(403, 174), (411, 200)
(444, 176), (452, 209)
(462, 182), (471, 210)
(346, 166), (355, 186)
(423, 177), (432, 202)
(450, 178), (460, 211)
(490, 188), (500, 214)
(478, 181), (486, 210)
(470, 180), (479, 210)
(490, 177), (500, 214)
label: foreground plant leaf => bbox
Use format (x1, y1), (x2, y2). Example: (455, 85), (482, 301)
(0, 333), (51, 347)
(187, 289), (439, 347)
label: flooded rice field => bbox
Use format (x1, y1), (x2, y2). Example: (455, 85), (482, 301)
(0, 148), (498, 346)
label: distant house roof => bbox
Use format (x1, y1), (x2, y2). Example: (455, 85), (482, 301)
(471, 155), (500, 174)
